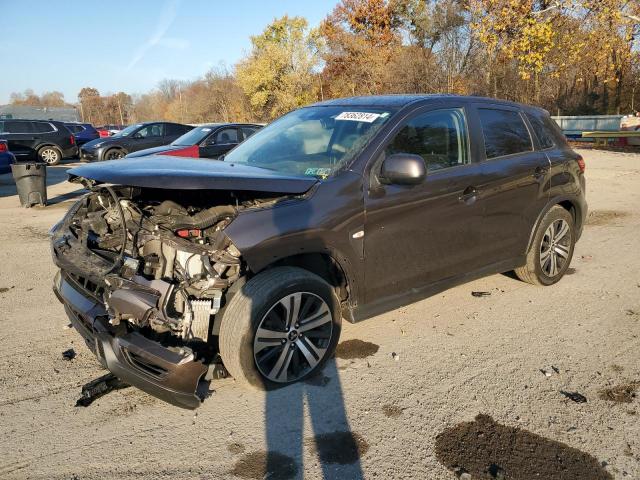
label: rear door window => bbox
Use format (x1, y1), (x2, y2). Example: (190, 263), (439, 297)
(478, 108), (533, 159)
(165, 123), (186, 136)
(385, 108), (469, 172)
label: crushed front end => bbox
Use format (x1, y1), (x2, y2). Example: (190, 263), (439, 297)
(51, 184), (258, 408)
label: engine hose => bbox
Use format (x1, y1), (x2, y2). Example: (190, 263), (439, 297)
(153, 205), (236, 230)
(104, 186), (127, 274)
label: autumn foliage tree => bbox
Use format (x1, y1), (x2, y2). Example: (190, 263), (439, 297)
(236, 16), (321, 120)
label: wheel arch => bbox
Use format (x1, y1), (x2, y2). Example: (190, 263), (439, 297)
(526, 196), (584, 252)
(249, 251), (358, 322)
(101, 145), (127, 160)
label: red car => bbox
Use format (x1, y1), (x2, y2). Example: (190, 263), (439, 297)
(96, 124), (126, 138)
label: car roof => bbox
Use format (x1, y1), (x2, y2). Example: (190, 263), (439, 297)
(309, 94), (539, 111)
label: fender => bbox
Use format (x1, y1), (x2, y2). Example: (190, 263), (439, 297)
(525, 194), (587, 252)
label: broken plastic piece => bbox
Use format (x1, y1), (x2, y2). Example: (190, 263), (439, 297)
(62, 348), (76, 361)
(560, 390), (587, 403)
(471, 291), (491, 297)
(75, 373), (129, 407)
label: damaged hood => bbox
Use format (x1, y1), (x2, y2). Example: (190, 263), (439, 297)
(67, 156), (318, 193)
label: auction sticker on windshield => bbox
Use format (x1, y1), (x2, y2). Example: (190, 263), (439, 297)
(335, 112), (381, 123)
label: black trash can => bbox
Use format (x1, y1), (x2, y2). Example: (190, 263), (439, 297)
(11, 162), (47, 207)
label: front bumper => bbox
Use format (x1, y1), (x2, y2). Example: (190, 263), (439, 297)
(79, 147), (99, 162)
(53, 270), (208, 409)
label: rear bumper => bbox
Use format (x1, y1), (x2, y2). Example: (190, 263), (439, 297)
(53, 271), (208, 409)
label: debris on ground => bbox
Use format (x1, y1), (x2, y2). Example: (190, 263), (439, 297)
(435, 414), (612, 480)
(598, 382), (639, 403)
(75, 373), (129, 407)
(61, 348), (76, 361)
(540, 366), (560, 377)
(0, 286), (15, 293)
(471, 291), (491, 297)
(391, 352), (400, 361)
(560, 391), (588, 403)
(335, 339), (379, 360)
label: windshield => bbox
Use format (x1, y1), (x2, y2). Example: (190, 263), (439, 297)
(223, 106), (392, 178)
(116, 124), (143, 137)
(172, 126), (216, 146)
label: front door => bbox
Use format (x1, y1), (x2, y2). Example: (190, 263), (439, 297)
(200, 127), (240, 159)
(129, 123), (166, 153)
(363, 106), (486, 305)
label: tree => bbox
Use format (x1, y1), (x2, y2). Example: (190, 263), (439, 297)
(78, 87), (102, 123)
(320, 0), (401, 96)
(236, 15), (321, 120)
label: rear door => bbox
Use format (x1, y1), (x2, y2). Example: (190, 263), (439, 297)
(363, 105), (486, 303)
(200, 126), (240, 159)
(164, 123), (190, 143)
(0, 120), (37, 158)
(473, 105), (551, 264)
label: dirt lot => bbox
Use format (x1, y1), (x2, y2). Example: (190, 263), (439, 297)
(0, 149), (638, 479)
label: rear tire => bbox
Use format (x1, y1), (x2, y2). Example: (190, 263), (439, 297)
(219, 267), (341, 390)
(515, 205), (575, 285)
(38, 146), (61, 165)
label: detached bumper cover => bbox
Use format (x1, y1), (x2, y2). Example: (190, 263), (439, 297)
(53, 271), (207, 409)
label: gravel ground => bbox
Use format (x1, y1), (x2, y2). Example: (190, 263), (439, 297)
(0, 149), (638, 480)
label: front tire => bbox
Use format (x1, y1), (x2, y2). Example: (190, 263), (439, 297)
(38, 146), (62, 165)
(103, 148), (126, 160)
(219, 267), (341, 390)
(515, 205), (575, 285)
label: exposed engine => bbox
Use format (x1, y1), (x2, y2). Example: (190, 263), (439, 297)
(61, 186), (274, 343)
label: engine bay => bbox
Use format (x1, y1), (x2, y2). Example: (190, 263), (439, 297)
(56, 185), (283, 345)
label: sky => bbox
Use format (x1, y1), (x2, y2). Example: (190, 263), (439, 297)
(0, 0), (337, 104)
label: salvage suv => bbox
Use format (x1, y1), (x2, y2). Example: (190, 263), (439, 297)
(51, 95), (587, 408)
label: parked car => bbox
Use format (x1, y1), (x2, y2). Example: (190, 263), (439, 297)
(80, 121), (194, 161)
(0, 140), (15, 174)
(96, 124), (126, 138)
(125, 123), (263, 159)
(64, 123), (100, 146)
(51, 95), (587, 408)
(621, 113), (640, 146)
(0, 119), (76, 165)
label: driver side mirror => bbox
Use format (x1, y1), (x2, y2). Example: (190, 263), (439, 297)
(379, 153), (426, 185)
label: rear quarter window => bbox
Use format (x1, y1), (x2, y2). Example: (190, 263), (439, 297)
(32, 122), (56, 133)
(525, 112), (555, 149)
(478, 108), (533, 159)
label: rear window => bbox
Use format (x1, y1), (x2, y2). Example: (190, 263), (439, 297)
(32, 122), (56, 133)
(65, 124), (85, 133)
(525, 113), (555, 149)
(478, 108), (532, 159)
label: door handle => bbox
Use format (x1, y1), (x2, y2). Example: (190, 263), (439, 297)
(458, 186), (478, 205)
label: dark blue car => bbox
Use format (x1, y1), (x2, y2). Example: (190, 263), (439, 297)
(0, 140), (15, 174)
(64, 123), (100, 146)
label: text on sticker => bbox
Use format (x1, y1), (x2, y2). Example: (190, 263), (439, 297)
(335, 112), (381, 123)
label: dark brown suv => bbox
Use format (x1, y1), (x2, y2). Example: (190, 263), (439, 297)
(50, 95), (587, 408)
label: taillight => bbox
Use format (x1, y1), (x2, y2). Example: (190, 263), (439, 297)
(576, 155), (585, 173)
(70, 135), (75, 145)
(0, 143), (7, 153)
